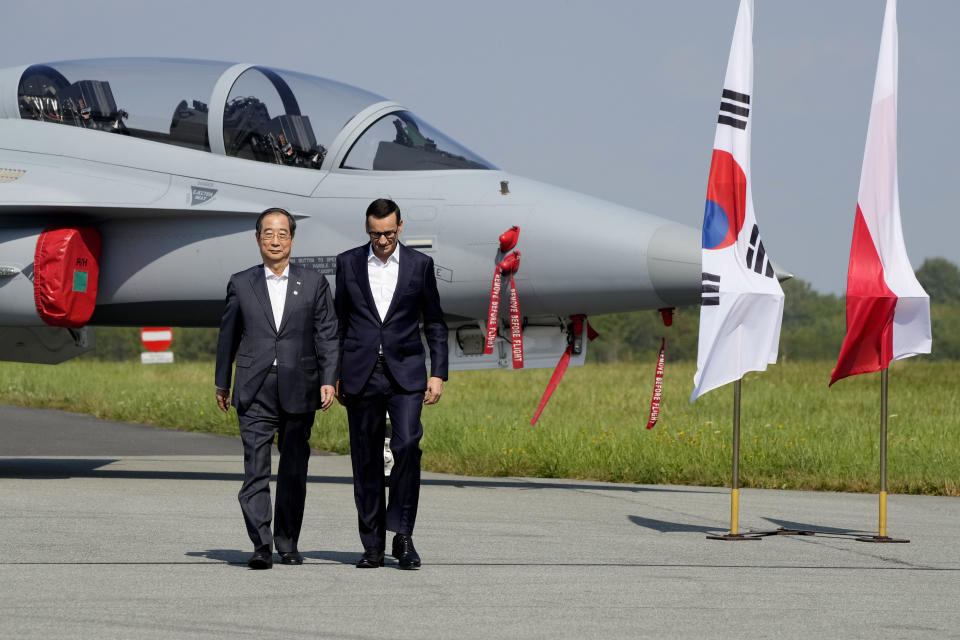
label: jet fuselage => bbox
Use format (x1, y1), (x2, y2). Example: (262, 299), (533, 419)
(0, 58), (700, 366)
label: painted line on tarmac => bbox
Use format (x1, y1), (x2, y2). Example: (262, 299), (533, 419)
(2, 561), (956, 570)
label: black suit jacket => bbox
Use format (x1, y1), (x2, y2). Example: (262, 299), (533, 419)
(335, 243), (448, 395)
(215, 263), (338, 414)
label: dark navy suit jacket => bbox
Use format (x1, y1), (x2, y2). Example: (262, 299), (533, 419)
(335, 243), (448, 395)
(215, 263), (339, 414)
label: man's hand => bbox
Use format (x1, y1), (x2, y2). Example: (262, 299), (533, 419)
(215, 388), (230, 413)
(320, 384), (336, 411)
(424, 377), (444, 405)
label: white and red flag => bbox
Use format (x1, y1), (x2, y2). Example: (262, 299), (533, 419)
(830, 0), (931, 385)
(691, 0), (784, 402)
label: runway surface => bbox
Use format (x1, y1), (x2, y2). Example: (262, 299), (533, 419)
(2, 403), (958, 639)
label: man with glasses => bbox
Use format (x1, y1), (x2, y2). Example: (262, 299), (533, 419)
(335, 198), (448, 569)
(215, 207), (338, 569)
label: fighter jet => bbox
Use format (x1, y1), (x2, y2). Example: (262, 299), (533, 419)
(0, 58), (700, 367)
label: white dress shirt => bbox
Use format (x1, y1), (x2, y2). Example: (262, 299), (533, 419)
(367, 245), (400, 322)
(264, 264), (289, 364)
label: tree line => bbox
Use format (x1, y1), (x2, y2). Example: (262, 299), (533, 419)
(587, 257), (960, 363)
(86, 257), (960, 363)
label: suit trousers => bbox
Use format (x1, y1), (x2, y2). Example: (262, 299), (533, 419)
(346, 360), (424, 551)
(237, 368), (314, 552)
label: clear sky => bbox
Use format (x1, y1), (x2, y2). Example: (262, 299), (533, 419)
(3, 0), (956, 294)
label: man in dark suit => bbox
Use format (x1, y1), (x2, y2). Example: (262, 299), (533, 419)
(215, 207), (338, 570)
(335, 198), (448, 570)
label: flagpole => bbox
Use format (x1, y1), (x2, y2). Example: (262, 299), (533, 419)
(857, 368), (908, 543)
(880, 368), (887, 537)
(731, 378), (741, 534)
(707, 378), (759, 541)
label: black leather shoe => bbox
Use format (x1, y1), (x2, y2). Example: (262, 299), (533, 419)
(279, 550), (303, 565)
(356, 548), (384, 568)
(392, 534), (421, 570)
(248, 548), (273, 570)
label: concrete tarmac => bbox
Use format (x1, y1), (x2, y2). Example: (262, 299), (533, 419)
(1, 404), (958, 639)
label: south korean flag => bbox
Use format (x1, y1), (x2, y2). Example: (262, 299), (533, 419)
(691, 0), (784, 402)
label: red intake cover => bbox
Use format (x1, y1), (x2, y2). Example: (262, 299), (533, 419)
(33, 226), (102, 328)
(498, 251), (521, 275)
(499, 226), (520, 253)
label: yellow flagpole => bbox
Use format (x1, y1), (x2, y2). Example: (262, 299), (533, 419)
(857, 368), (908, 543)
(730, 378), (741, 535)
(708, 378), (759, 540)
(879, 368), (888, 538)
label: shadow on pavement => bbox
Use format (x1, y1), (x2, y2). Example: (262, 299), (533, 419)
(0, 458), (710, 494)
(628, 515), (727, 534)
(301, 550), (360, 565)
(762, 518), (871, 536)
(0, 458), (119, 478)
(184, 549), (250, 565)
(186, 549), (359, 566)
(627, 514), (875, 538)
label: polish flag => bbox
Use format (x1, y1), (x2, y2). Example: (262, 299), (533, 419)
(830, 0), (931, 385)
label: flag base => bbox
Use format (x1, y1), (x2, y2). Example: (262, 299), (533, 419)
(765, 527), (815, 536)
(855, 535), (910, 543)
(706, 533), (762, 541)
(706, 527), (814, 541)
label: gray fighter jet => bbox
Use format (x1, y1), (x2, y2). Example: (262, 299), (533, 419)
(0, 58), (700, 367)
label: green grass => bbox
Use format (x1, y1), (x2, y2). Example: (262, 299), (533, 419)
(1, 359), (958, 495)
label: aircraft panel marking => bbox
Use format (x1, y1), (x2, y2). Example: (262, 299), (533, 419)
(190, 185), (217, 206)
(290, 256), (337, 275)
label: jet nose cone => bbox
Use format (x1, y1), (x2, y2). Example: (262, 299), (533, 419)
(646, 224), (702, 307)
(512, 179), (701, 314)
(480, 175), (701, 316)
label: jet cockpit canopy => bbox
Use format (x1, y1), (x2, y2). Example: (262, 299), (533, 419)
(19, 59), (232, 151)
(13, 57), (495, 172)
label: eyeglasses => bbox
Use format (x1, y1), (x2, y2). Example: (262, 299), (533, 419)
(368, 230), (398, 241)
(260, 230), (291, 241)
